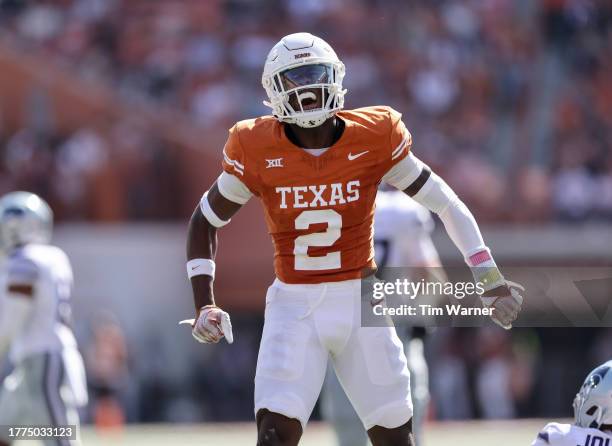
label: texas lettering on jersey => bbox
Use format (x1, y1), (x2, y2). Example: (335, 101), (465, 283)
(275, 182), (360, 209)
(221, 106), (412, 284)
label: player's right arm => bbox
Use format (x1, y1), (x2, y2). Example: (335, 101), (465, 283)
(186, 125), (255, 344)
(187, 183), (242, 310)
(186, 182), (243, 344)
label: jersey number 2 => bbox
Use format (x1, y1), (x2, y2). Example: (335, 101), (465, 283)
(294, 210), (341, 270)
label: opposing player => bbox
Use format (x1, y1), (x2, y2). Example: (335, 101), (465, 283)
(185, 33), (523, 446)
(0, 192), (87, 446)
(322, 189), (443, 446)
(532, 360), (612, 446)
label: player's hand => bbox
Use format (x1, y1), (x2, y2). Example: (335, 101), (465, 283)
(480, 281), (524, 330)
(180, 305), (234, 344)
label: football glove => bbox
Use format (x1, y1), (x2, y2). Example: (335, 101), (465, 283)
(179, 305), (233, 344)
(480, 280), (524, 330)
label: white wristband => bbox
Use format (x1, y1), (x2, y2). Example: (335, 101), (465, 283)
(187, 258), (216, 279)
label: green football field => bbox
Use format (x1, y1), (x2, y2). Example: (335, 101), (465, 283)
(61, 419), (551, 445)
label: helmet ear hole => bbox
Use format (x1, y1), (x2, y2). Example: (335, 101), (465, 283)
(587, 405), (598, 416)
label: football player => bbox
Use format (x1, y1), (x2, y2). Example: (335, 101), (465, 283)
(0, 192), (87, 446)
(532, 360), (612, 446)
(185, 33), (523, 446)
(321, 188), (442, 446)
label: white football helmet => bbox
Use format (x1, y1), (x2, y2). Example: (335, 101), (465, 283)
(262, 32), (346, 128)
(0, 191), (53, 251)
(574, 360), (612, 429)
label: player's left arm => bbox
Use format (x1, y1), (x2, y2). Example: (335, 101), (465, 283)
(383, 112), (523, 329)
(0, 259), (37, 361)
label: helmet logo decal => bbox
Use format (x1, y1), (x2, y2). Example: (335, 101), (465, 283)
(586, 366), (610, 390)
(294, 53), (311, 59)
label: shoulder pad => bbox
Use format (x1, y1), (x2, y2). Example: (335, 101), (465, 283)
(233, 116), (282, 151)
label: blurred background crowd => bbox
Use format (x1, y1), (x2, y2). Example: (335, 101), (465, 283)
(0, 0), (610, 222)
(0, 0), (611, 434)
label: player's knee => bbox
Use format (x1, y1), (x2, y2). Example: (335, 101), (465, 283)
(257, 426), (300, 446)
(256, 409), (302, 446)
(257, 426), (281, 446)
(368, 418), (414, 446)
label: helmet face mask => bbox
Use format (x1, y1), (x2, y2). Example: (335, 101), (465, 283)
(574, 362), (612, 430)
(262, 33), (346, 129)
(0, 192), (53, 251)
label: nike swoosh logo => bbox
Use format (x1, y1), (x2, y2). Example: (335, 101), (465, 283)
(348, 151), (368, 161)
(191, 266), (200, 270)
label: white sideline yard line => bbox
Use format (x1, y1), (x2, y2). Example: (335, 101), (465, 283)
(73, 419), (560, 446)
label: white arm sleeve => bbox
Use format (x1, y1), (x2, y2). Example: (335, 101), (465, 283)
(414, 173), (487, 259)
(390, 154), (488, 262)
(216, 171), (253, 205)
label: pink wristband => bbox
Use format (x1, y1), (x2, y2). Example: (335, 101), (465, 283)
(468, 250), (492, 266)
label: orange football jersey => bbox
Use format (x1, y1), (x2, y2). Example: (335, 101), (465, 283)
(221, 106), (412, 284)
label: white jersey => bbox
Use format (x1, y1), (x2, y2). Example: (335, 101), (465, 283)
(532, 422), (612, 446)
(0, 243), (77, 363)
(374, 190), (438, 268)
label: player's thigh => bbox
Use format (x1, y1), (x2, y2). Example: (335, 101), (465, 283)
(0, 353), (75, 446)
(333, 325), (412, 431)
(254, 285), (329, 429)
(29, 353), (79, 446)
(34, 353), (70, 425)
